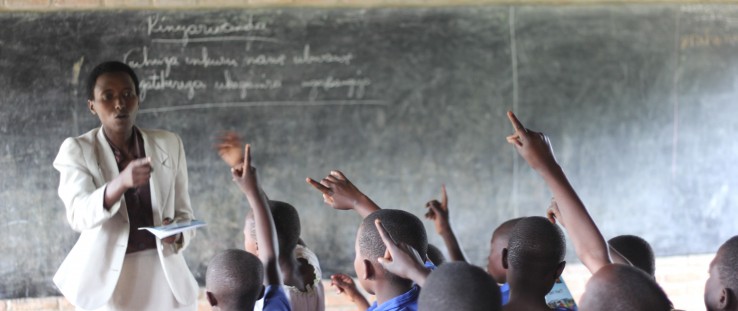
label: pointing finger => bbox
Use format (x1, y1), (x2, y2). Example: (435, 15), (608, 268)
(440, 184), (448, 211)
(507, 111), (528, 135)
(306, 177), (332, 196)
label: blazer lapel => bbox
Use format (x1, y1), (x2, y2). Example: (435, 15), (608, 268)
(141, 129), (171, 226)
(94, 128), (129, 222)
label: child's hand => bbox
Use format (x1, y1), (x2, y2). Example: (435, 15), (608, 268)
(506, 111), (558, 173)
(231, 144), (258, 195)
(375, 219), (429, 286)
(425, 185), (451, 235)
(215, 131), (245, 172)
(306, 170), (364, 211)
(330, 273), (370, 309)
(546, 197), (566, 228)
(330, 273), (360, 296)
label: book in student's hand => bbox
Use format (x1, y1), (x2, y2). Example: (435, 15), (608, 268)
(545, 276), (578, 311)
(139, 219), (207, 239)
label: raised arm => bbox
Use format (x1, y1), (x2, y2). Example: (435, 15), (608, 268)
(232, 144), (281, 285)
(305, 170), (380, 218)
(375, 219), (430, 287)
(425, 185), (467, 262)
(506, 111), (611, 273)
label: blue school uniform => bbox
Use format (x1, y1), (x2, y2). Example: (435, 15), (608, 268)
(263, 285), (291, 311)
(366, 285), (420, 311)
(500, 283), (511, 305)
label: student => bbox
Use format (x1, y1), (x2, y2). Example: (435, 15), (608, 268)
(608, 235), (656, 277)
(419, 262), (501, 311)
(218, 133), (324, 311)
(424, 185), (467, 262)
(205, 249), (266, 311)
(226, 144), (290, 311)
(705, 236), (738, 311)
(502, 216), (568, 311)
(487, 217), (523, 305)
(505, 111), (670, 310)
(579, 264), (670, 311)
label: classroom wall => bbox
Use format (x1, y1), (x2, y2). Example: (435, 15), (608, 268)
(3, 0), (738, 11)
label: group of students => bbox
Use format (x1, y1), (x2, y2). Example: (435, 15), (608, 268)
(206, 111), (738, 311)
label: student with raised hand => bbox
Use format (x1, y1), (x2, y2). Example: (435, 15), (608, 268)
(345, 209), (428, 311)
(229, 144), (290, 311)
(306, 170), (381, 218)
(505, 111), (611, 274)
(705, 236), (738, 311)
(374, 219), (501, 311)
(507, 112), (671, 310)
(218, 134), (322, 311)
(423, 185), (467, 262)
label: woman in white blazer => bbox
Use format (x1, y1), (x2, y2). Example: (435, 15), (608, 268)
(52, 61), (199, 311)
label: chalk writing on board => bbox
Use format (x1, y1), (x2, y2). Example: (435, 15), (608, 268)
(302, 75), (371, 100)
(139, 71), (207, 100)
(293, 45), (355, 65)
(214, 71), (283, 99)
(147, 14), (268, 40)
(680, 33), (738, 49)
(243, 53), (287, 66)
(185, 47), (239, 68)
(124, 46), (180, 76)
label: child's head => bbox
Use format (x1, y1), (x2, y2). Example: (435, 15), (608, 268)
(242, 200), (301, 257)
(419, 262), (501, 311)
(705, 236), (738, 311)
(427, 243), (446, 266)
(503, 216), (566, 292)
(487, 217), (522, 283)
(580, 264), (671, 311)
(205, 249), (265, 311)
(355, 209), (428, 294)
(608, 235), (655, 277)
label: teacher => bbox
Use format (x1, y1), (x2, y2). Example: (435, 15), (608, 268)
(52, 61), (199, 311)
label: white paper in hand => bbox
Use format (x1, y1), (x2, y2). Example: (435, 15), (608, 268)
(139, 219), (207, 239)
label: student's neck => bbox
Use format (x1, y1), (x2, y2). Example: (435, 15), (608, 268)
(103, 126), (134, 151)
(506, 276), (553, 311)
(374, 279), (413, 306)
(279, 253), (306, 291)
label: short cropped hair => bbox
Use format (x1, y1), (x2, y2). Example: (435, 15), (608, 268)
(580, 264), (671, 311)
(359, 209), (428, 280)
(426, 243), (446, 266)
(206, 249), (264, 308)
(493, 217), (523, 240)
(86, 61), (140, 100)
(419, 262), (501, 311)
(507, 216), (565, 270)
(608, 235), (656, 276)
(718, 236), (738, 293)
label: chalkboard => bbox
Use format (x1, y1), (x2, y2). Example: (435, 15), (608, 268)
(1, 5), (737, 299)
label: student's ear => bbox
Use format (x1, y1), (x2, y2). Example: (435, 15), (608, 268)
(502, 248), (509, 270)
(555, 261), (566, 278)
(257, 285), (266, 300)
(363, 259), (376, 280)
(718, 287), (733, 310)
(88, 100), (96, 115)
(205, 291), (217, 307)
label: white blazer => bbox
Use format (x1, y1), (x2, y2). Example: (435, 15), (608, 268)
(52, 127), (199, 310)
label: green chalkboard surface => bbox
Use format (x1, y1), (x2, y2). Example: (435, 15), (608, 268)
(1, 5), (737, 299)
